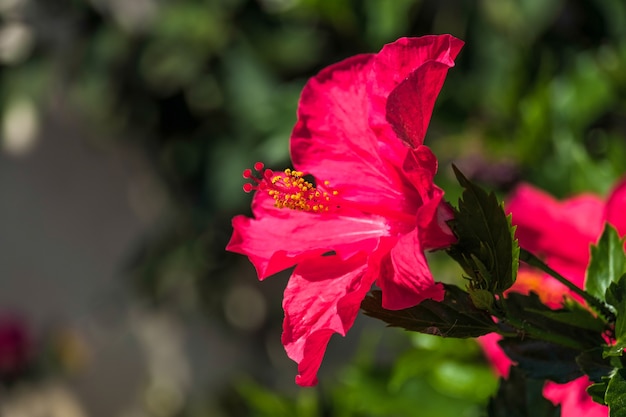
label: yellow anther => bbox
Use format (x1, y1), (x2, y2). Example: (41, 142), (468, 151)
(260, 168), (336, 213)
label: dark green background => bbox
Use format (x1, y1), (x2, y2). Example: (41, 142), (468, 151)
(0, 0), (624, 416)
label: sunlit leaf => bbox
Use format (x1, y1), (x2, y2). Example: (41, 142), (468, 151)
(586, 224), (626, 301)
(606, 368), (626, 417)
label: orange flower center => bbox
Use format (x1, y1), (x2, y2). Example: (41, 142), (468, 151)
(508, 270), (566, 307)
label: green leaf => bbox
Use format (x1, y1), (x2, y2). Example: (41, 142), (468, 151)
(525, 307), (606, 333)
(577, 348), (616, 383)
(585, 224), (626, 301)
(361, 284), (497, 338)
(487, 367), (560, 417)
(519, 249), (615, 322)
(563, 298), (609, 332)
(469, 289), (495, 310)
(606, 275), (626, 343)
(603, 344), (626, 358)
(588, 380), (609, 406)
(447, 165), (519, 294)
(498, 338), (582, 383)
(606, 368), (626, 416)
(503, 292), (605, 350)
(496, 292), (606, 383)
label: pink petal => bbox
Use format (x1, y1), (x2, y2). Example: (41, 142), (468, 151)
(506, 184), (563, 248)
(506, 184), (604, 279)
(281, 253), (373, 386)
(401, 145), (438, 202)
(398, 145), (438, 219)
(420, 200), (457, 249)
(559, 195), (606, 245)
(375, 231), (444, 310)
(369, 35), (464, 147)
(227, 192), (387, 280)
(290, 54), (407, 207)
(477, 333), (512, 377)
(546, 256), (588, 291)
(400, 145), (456, 248)
(544, 377), (608, 417)
(606, 177), (626, 238)
(385, 61), (458, 148)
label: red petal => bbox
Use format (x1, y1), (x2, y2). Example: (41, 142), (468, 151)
(226, 193), (386, 280)
(281, 253), (373, 386)
(385, 61), (455, 148)
(401, 146), (455, 248)
(290, 54), (410, 208)
(420, 200), (456, 249)
(401, 145), (438, 198)
(370, 35), (464, 147)
(375, 231), (444, 310)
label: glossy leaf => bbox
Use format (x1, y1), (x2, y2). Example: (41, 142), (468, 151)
(447, 165), (519, 294)
(503, 292), (605, 350)
(361, 284), (497, 338)
(586, 224), (626, 301)
(497, 292), (606, 383)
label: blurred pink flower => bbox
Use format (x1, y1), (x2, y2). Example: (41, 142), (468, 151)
(544, 377), (606, 417)
(227, 35), (463, 386)
(0, 315), (32, 381)
(480, 177), (626, 416)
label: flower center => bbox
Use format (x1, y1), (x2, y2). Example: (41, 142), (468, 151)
(242, 162), (339, 212)
(242, 162), (418, 227)
(507, 270), (566, 307)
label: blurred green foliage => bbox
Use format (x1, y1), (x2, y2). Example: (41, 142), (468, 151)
(2, 0), (626, 415)
(211, 333), (496, 417)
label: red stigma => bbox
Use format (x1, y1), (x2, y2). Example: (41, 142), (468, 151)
(242, 162), (274, 193)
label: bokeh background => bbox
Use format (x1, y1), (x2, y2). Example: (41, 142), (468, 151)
(0, 0), (625, 416)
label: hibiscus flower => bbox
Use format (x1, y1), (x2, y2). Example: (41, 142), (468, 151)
(227, 35), (463, 386)
(479, 177), (626, 416)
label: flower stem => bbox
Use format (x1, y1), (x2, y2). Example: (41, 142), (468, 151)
(519, 249), (615, 322)
(498, 315), (589, 350)
(492, 293), (592, 350)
